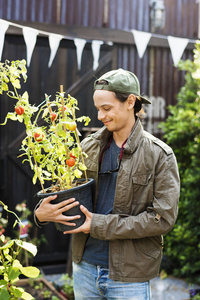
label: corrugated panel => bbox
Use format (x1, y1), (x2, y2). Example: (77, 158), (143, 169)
(163, 0), (199, 38)
(0, 0), (198, 38)
(108, 0), (150, 31)
(0, 0), (58, 23)
(60, 0), (105, 27)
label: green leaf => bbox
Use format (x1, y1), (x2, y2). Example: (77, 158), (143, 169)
(17, 115), (24, 123)
(8, 267), (20, 281)
(22, 91), (29, 103)
(42, 107), (49, 118)
(2, 81), (8, 91)
(14, 240), (37, 256)
(42, 170), (51, 177)
(0, 234), (5, 243)
(0, 287), (10, 300)
(11, 286), (24, 298)
(79, 163), (87, 171)
(20, 266), (40, 278)
(13, 259), (23, 269)
(12, 79), (21, 89)
(0, 240), (14, 250)
(32, 171), (38, 185)
(20, 290), (34, 300)
(0, 112), (18, 125)
(74, 169), (82, 178)
(0, 279), (8, 285)
(13, 220), (18, 229)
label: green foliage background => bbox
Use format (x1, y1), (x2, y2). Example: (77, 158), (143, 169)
(160, 42), (200, 284)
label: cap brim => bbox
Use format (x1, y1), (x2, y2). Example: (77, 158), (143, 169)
(140, 96), (151, 104)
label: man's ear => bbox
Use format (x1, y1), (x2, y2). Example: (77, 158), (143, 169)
(127, 94), (136, 110)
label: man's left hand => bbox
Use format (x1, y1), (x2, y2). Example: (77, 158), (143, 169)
(63, 205), (92, 234)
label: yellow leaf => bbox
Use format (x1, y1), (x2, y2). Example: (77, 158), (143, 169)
(74, 169), (82, 178)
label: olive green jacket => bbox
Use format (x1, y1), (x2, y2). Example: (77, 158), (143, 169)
(72, 118), (180, 282)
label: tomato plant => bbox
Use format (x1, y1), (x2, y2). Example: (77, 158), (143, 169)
(0, 59), (91, 192)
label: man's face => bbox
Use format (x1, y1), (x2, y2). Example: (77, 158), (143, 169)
(93, 90), (135, 133)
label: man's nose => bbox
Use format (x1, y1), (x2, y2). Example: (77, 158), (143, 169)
(98, 110), (105, 121)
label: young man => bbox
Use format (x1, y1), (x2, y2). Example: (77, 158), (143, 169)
(35, 69), (180, 300)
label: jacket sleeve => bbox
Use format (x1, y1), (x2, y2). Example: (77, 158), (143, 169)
(90, 150), (180, 241)
(33, 199), (49, 228)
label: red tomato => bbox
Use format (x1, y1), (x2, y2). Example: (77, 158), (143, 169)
(34, 132), (44, 142)
(50, 112), (57, 122)
(15, 106), (25, 115)
(66, 122), (77, 131)
(66, 157), (75, 167)
(59, 106), (67, 112)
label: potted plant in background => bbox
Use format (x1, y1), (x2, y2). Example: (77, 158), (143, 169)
(15, 201), (47, 267)
(0, 59), (94, 232)
(0, 201), (40, 299)
(0, 201), (67, 299)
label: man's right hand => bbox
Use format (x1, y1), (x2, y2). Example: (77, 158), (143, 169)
(35, 195), (80, 226)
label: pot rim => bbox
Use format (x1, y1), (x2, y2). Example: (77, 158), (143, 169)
(37, 178), (94, 197)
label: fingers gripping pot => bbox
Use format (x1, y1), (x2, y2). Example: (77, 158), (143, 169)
(37, 178), (95, 232)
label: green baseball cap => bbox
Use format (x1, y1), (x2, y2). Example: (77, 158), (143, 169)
(94, 68), (151, 104)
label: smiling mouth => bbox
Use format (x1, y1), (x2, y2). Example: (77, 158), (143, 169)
(103, 120), (112, 125)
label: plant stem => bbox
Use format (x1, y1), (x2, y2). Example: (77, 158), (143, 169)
(75, 129), (88, 182)
(60, 85), (71, 188)
(47, 100), (63, 186)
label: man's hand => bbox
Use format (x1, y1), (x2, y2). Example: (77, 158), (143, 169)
(63, 205), (92, 234)
(35, 195), (80, 227)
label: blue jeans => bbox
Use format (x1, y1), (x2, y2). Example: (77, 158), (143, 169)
(73, 261), (150, 300)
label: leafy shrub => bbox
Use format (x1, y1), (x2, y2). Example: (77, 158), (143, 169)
(160, 42), (200, 284)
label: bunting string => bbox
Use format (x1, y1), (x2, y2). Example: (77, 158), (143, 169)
(0, 18), (197, 69)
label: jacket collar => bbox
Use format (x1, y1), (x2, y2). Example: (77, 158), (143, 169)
(124, 118), (143, 154)
(91, 118), (143, 154)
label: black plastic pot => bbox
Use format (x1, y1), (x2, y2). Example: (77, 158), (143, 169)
(37, 178), (95, 232)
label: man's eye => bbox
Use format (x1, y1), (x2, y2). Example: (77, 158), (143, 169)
(104, 107), (110, 111)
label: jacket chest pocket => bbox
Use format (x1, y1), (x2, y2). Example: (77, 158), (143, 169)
(132, 173), (152, 203)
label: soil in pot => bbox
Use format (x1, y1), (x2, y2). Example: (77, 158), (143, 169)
(37, 178), (95, 232)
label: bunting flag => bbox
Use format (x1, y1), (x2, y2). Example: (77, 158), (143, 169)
(167, 36), (189, 66)
(74, 38), (87, 70)
(91, 40), (103, 70)
(48, 33), (63, 67)
(131, 30), (152, 58)
(22, 27), (38, 67)
(0, 19), (9, 60)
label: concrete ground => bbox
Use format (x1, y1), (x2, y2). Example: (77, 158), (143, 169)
(150, 276), (191, 300)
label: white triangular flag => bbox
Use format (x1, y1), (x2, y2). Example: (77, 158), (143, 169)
(74, 38), (87, 70)
(0, 19), (9, 60)
(22, 27), (38, 67)
(48, 34), (63, 67)
(131, 30), (152, 58)
(91, 40), (103, 71)
(168, 36), (189, 67)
